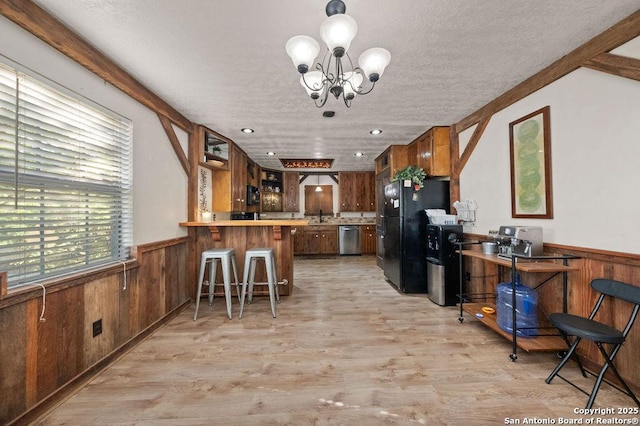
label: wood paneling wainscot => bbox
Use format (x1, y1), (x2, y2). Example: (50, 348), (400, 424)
(0, 237), (190, 425)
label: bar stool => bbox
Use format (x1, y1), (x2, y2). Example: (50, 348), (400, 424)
(239, 247), (279, 319)
(193, 248), (240, 320)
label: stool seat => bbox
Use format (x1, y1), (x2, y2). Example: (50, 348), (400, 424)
(194, 248), (240, 320)
(239, 247), (279, 318)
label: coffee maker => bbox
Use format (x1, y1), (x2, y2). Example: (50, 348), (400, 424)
(494, 226), (543, 259)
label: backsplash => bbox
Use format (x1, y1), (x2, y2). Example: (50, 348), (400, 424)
(261, 211), (375, 225)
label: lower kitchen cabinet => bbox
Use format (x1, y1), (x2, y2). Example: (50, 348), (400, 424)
(294, 225), (338, 255)
(360, 225), (376, 254)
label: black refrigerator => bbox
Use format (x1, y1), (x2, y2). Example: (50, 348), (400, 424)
(383, 179), (450, 293)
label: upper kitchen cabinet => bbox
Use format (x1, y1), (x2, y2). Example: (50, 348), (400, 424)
(338, 171), (375, 212)
(304, 185), (333, 216)
(261, 169), (283, 212)
(375, 145), (408, 177)
(198, 125), (229, 171)
(212, 139), (251, 212)
(282, 171), (300, 212)
(410, 126), (451, 177)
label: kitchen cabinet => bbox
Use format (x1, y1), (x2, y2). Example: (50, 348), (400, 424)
(411, 126), (451, 177)
(283, 171), (300, 212)
(338, 172), (355, 211)
(365, 172), (376, 212)
(261, 169), (283, 212)
(294, 225), (338, 255)
(338, 171), (375, 212)
(212, 140), (250, 212)
(232, 145), (248, 210)
(360, 225), (376, 254)
(199, 126), (230, 171)
(293, 228), (305, 254)
(375, 145), (408, 177)
(304, 185), (333, 215)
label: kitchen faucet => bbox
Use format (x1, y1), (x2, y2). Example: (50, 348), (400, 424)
(319, 209), (323, 223)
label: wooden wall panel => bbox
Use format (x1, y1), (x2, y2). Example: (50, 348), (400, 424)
(34, 285), (84, 401)
(0, 303), (27, 421)
(83, 275), (120, 368)
(0, 238), (188, 425)
(165, 243), (188, 312)
(117, 268), (135, 347)
(136, 249), (166, 331)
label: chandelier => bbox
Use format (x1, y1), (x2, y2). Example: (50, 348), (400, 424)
(285, 0), (391, 108)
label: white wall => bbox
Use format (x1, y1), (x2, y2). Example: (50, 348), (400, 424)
(460, 37), (640, 254)
(0, 17), (189, 245)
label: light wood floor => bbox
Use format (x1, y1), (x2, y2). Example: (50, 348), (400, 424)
(36, 256), (637, 425)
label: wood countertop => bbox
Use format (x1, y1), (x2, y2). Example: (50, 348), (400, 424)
(179, 220), (309, 227)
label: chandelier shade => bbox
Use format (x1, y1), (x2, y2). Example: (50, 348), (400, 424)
(319, 14), (358, 57)
(285, 0), (391, 108)
(358, 47), (391, 82)
(285, 35), (320, 73)
(300, 71), (325, 99)
(342, 71), (363, 100)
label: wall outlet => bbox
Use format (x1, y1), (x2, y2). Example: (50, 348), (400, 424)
(92, 319), (103, 337)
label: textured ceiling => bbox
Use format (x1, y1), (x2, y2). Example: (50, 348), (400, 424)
(33, 0), (640, 172)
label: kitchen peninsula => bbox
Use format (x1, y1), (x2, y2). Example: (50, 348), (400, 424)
(179, 220), (308, 296)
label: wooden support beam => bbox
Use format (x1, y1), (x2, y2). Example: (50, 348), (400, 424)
(455, 117), (491, 175)
(583, 52), (640, 82)
(158, 114), (191, 175)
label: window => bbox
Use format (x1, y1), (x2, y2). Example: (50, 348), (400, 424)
(0, 60), (132, 289)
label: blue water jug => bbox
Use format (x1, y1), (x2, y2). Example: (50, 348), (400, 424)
(496, 273), (538, 337)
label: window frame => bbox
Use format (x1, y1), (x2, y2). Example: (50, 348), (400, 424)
(0, 56), (133, 290)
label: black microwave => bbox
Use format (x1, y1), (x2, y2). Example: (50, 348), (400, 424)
(231, 211), (260, 220)
(246, 185), (260, 205)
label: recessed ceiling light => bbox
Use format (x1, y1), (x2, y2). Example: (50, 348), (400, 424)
(267, 151), (276, 156)
(354, 152), (364, 157)
(369, 129), (382, 135)
(241, 128), (254, 133)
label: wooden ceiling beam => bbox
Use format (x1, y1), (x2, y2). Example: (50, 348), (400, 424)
(583, 52), (640, 82)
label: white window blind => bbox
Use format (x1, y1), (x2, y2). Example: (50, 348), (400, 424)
(0, 61), (132, 289)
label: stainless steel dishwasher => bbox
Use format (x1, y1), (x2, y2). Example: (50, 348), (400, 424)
(339, 225), (361, 255)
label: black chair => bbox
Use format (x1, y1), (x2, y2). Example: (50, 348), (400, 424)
(545, 278), (640, 408)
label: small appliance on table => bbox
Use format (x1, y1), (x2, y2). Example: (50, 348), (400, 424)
(493, 226), (543, 259)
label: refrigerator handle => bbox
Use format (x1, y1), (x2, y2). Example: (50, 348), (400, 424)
(381, 214), (386, 237)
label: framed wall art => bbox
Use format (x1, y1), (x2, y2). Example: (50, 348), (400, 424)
(509, 106), (553, 218)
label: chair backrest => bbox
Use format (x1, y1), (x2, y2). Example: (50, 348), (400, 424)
(591, 279), (640, 305)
